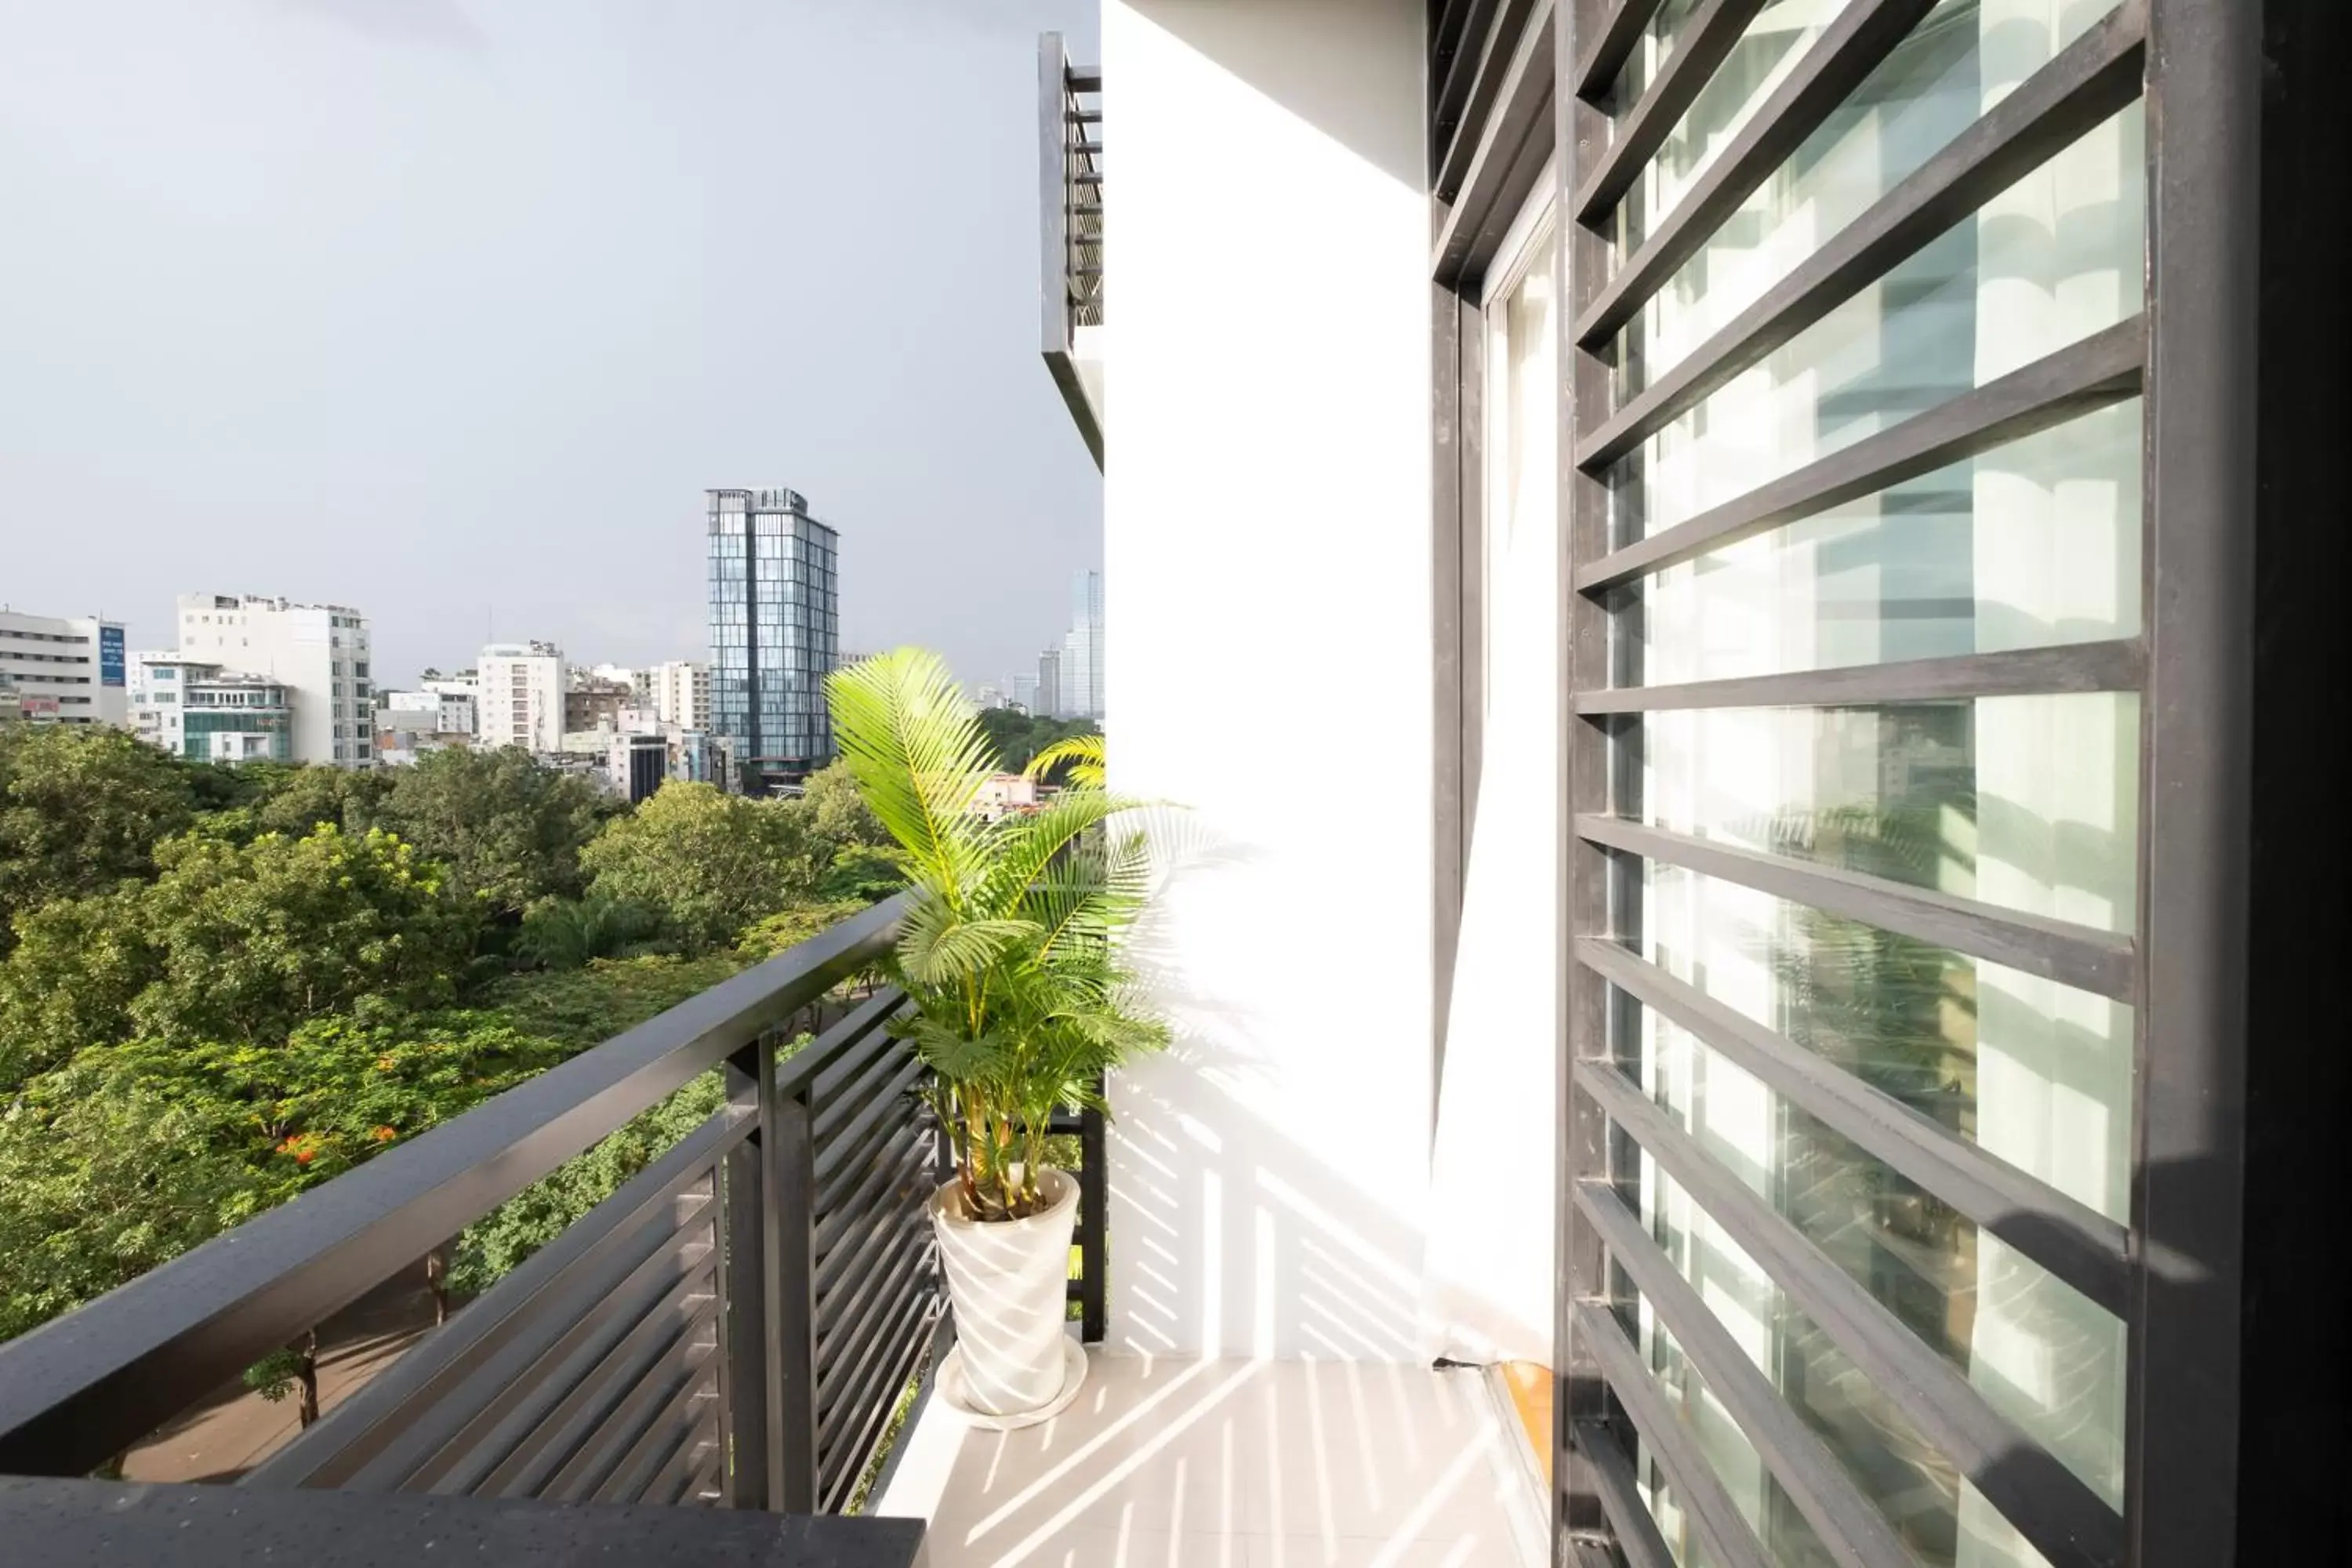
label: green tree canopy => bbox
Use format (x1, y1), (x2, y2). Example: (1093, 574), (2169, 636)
(0, 887), (158, 1089)
(0, 824), (480, 1086)
(970, 706), (1101, 776)
(131, 826), (480, 1046)
(0, 1078), (263, 1342)
(254, 764), (395, 840)
(796, 760), (891, 850)
(581, 782), (822, 949)
(0, 724), (194, 944)
(376, 747), (609, 916)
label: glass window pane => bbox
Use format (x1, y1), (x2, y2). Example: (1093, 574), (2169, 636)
(1619, 1011), (2128, 1507)
(1629, 859), (2132, 1224)
(1625, 694), (2140, 934)
(1619, 400), (2140, 681)
(1625, 1159), (2065, 1566)
(1617, 0), (2125, 395)
(1607, 103), (2145, 543)
(1623, 1309), (1839, 1567)
(1617, 0), (1862, 256)
(1611, 0), (1705, 111)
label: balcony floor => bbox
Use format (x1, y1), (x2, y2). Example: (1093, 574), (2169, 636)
(876, 1348), (1547, 1566)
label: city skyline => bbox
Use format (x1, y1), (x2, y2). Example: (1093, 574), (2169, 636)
(0, 0), (1102, 692)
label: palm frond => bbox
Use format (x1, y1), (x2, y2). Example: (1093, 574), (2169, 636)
(895, 899), (1042, 989)
(1024, 733), (1107, 789)
(826, 649), (999, 898)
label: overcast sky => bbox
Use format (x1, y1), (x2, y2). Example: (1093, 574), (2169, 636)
(0, 0), (1102, 688)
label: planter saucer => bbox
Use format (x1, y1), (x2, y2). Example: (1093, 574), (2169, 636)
(935, 1336), (1089, 1431)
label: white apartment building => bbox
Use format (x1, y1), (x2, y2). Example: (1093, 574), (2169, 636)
(129, 651), (205, 754)
(0, 609), (129, 729)
(173, 594), (372, 768)
(647, 659), (711, 733)
(477, 641), (567, 753)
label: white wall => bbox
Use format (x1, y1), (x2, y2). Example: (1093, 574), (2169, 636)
(1102, 0), (1432, 1363)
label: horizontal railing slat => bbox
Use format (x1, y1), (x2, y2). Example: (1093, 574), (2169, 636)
(252, 1110), (741, 1490)
(475, 1261), (718, 1501)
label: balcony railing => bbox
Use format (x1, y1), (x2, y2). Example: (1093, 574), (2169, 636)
(0, 895), (1107, 1556)
(1039, 31), (1104, 468)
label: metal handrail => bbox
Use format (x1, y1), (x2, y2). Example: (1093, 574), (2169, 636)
(0, 895), (906, 1478)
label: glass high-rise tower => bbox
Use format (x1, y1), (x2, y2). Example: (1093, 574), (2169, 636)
(706, 487), (838, 789)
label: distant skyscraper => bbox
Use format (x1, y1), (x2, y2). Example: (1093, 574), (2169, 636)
(707, 487), (839, 789)
(1036, 647), (1062, 719)
(1061, 568), (1105, 720)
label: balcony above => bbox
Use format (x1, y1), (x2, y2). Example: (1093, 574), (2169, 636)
(1040, 32), (1103, 470)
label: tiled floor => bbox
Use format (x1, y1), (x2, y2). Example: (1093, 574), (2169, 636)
(877, 1350), (1547, 1567)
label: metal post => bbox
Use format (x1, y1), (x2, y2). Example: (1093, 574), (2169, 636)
(759, 1029), (820, 1515)
(1078, 1093), (1109, 1344)
(720, 1043), (769, 1508)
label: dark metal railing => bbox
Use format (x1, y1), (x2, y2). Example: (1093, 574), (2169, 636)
(1038, 31), (1105, 467)
(0, 891), (1110, 1541)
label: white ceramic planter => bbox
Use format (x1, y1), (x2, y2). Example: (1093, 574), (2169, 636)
(931, 1167), (1081, 1421)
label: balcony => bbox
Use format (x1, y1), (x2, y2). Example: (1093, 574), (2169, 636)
(1039, 32), (1104, 470)
(0, 900), (1544, 1566)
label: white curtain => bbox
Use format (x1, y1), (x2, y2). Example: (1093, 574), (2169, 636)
(1421, 228), (1560, 1366)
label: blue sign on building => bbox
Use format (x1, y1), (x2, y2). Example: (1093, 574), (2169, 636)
(100, 626), (125, 687)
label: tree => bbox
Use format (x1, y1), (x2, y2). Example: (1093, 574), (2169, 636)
(377, 747), (608, 916)
(0, 1007), (563, 1344)
(0, 887), (158, 1091)
(581, 782), (822, 949)
(797, 760), (891, 851)
(253, 764), (394, 839)
(129, 826), (480, 1047)
(0, 724), (193, 945)
(0, 1076), (262, 1342)
(516, 895), (667, 969)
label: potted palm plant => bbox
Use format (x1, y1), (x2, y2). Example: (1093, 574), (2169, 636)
(826, 649), (1167, 1425)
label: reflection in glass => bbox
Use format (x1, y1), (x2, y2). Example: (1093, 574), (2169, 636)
(1630, 860), (2133, 1225)
(1618, 399), (2141, 684)
(1621, 1007), (2128, 1511)
(1607, 103), (2145, 546)
(1614, 0), (2124, 396)
(1615, 0), (1859, 259)
(1621, 1156), (2067, 1567)
(1621, 1305), (1837, 1567)
(1624, 695), (2140, 935)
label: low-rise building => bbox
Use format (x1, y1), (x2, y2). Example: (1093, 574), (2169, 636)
(373, 688), (477, 767)
(0, 609), (128, 729)
(173, 594), (370, 767)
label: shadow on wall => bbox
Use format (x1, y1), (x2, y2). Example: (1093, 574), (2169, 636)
(1102, 804), (1487, 1367)
(1120, 0), (1425, 187)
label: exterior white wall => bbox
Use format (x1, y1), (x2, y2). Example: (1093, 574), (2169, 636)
(175, 595), (370, 767)
(1102, 0), (1432, 1363)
